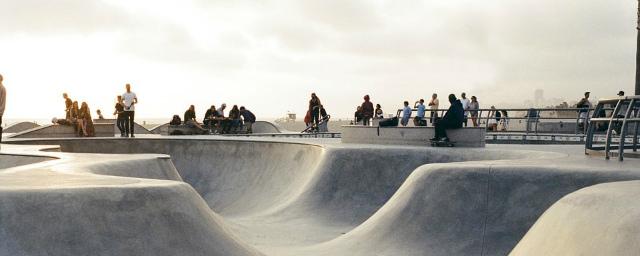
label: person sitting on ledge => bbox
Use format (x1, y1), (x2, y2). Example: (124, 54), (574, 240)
(203, 105), (217, 130)
(184, 105), (207, 134)
(78, 102), (95, 137)
(96, 109), (105, 119)
(225, 105), (241, 134)
(430, 94), (464, 143)
(169, 115), (182, 125)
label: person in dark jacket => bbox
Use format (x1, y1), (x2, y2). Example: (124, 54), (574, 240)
(360, 95), (374, 126)
(240, 106), (256, 133)
(431, 94), (464, 142)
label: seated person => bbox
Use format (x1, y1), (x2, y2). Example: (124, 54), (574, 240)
(184, 105), (207, 133)
(203, 105), (217, 128)
(225, 105), (241, 134)
(431, 94), (464, 142)
(169, 115), (182, 125)
(240, 106), (256, 134)
(78, 102), (95, 137)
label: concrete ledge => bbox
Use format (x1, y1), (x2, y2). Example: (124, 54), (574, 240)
(9, 124), (115, 138)
(341, 125), (486, 147)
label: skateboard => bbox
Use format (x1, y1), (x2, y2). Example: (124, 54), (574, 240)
(431, 140), (455, 147)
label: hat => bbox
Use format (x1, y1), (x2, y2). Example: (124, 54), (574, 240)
(617, 91), (625, 96)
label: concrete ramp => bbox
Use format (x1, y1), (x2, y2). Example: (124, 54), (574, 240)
(93, 119), (153, 134)
(3, 122), (40, 133)
(252, 121), (284, 133)
(9, 124), (115, 138)
(3, 138), (640, 255)
(511, 180), (640, 256)
(0, 154), (55, 169)
(0, 176), (262, 256)
(282, 163), (640, 256)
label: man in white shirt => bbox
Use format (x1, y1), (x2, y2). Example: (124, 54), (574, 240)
(0, 74), (6, 143)
(460, 92), (470, 127)
(122, 83), (138, 137)
(428, 93), (439, 125)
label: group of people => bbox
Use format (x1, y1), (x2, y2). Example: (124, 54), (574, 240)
(52, 93), (96, 137)
(51, 84), (137, 137)
(171, 103), (256, 134)
(355, 92), (508, 130)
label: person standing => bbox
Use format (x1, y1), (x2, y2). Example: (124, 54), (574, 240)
(63, 93), (72, 120)
(401, 101), (412, 127)
(309, 93), (321, 127)
(122, 83), (138, 137)
(240, 106), (256, 134)
(460, 92), (470, 127)
(469, 96), (480, 127)
(360, 95), (374, 126)
(576, 91), (591, 131)
(113, 95), (126, 137)
(428, 93), (439, 125)
(414, 99), (426, 126)
(0, 74), (6, 143)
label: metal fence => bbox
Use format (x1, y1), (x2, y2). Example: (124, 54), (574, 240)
(585, 96), (640, 161)
(380, 107), (597, 134)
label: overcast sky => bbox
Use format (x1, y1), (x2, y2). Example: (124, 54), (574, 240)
(0, 0), (636, 120)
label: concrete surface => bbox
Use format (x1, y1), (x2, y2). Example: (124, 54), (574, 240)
(341, 125), (486, 147)
(9, 124), (116, 138)
(510, 180), (640, 256)
(3, 122), (40, 133)
(1, 137), (640, 255)
(93, 119), (153, 135)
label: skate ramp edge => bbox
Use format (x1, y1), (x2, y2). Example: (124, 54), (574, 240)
(510, 180), (640, 256)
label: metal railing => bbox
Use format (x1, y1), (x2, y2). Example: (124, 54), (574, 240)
(384, 107), (597, 134)
(585, 96), (640, 161)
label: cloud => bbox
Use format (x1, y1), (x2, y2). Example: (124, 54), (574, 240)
(0, 0), (131, 34)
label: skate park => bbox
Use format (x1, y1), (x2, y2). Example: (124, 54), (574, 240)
(1, 105), (640, 256)
(4, 0), (640, 254)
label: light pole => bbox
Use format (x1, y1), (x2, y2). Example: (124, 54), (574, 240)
(636, 0), (640, 95)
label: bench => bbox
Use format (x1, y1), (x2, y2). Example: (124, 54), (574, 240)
(341, 125), (486, 147)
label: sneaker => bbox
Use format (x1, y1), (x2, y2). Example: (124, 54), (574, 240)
(439, 137), (450, 142)
(429, 137), (439, 142)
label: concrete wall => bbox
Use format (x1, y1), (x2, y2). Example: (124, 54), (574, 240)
(9, 124), (115, 138)
(341, 125), (486, 147)
(94, 119), (153, 134)
(3, 122), (40, 133)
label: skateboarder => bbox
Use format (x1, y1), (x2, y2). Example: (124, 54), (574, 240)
(430, 94), (464, 143)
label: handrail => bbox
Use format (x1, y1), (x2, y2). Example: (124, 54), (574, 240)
(390, 107), (597, 134)
(585, 96), (640, 161)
